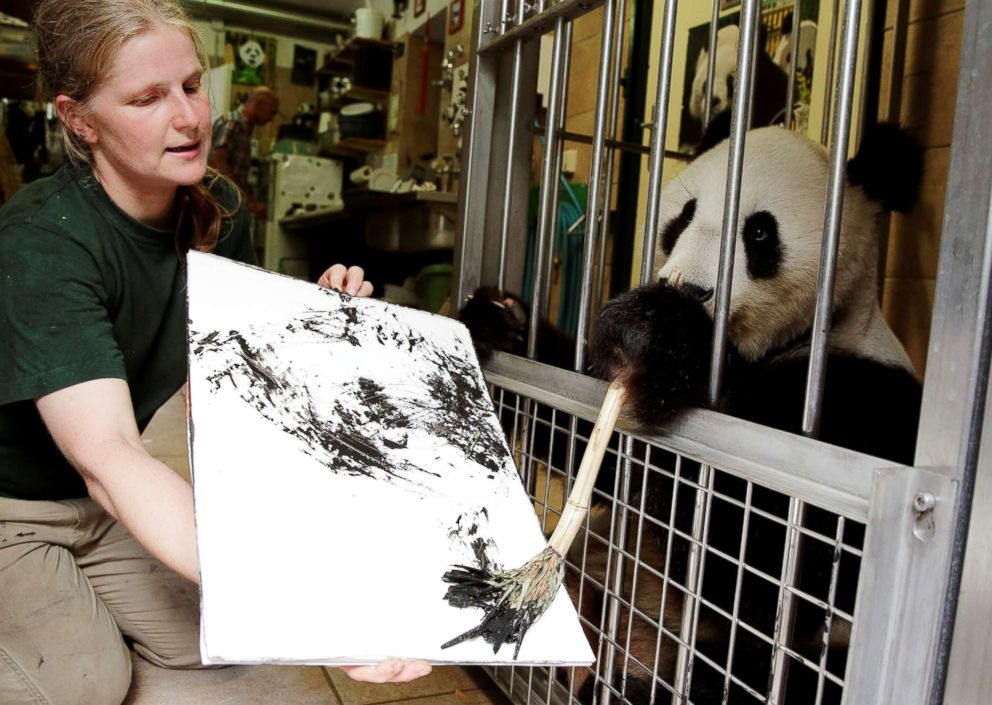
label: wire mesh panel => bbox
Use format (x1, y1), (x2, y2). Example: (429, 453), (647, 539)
(483, 377), (862, 705)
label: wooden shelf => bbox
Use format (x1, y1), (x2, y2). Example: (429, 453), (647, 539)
(320, 137), (386, 158)
(329, 86), (389, 110)
(279, 206), (347, 231)
(318, 37), (395, 77)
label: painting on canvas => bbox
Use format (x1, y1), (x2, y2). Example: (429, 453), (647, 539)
(185, 252), (593, 666)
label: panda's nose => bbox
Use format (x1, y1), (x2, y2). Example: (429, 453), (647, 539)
(683, 283), (714, 303)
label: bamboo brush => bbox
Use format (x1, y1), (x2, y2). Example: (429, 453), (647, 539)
(441, 380), (628, 657)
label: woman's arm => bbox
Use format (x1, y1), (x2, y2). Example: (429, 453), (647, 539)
(36, 377), (201, 583)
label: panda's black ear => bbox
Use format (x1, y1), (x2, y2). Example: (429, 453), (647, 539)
(847, 122), (923, 212)
(694, 110), (733, 157)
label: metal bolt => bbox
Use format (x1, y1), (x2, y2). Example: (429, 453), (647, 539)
(913, 492), (936, 513)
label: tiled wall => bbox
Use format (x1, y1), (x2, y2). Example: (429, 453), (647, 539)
(879, 0), (965, 377)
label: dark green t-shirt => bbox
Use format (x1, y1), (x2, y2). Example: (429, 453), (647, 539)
(0, 165), (255, 500)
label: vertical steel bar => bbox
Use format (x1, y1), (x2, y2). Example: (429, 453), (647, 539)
(784, 0), (803, 129)
(721, 482), (755, 697)
(541, 23), (573, 321)
(768, 496), (806, 703)
(923, 1), (992, 693)
(780, 7), (864, 697)
(708, 0), (760, 405)
(452, 0), (500, 305)
(879, 0), (909, 125)
(703, 0), (721, 129)
(496, 0), (529, 291)
(619, 445), (653, 688)
(814, 517), (846, 705)
(639, 0), (680, 284)
(854, 0), (875, 145)
(820, 0), (841, 146)
(802, 0), (862, 437)
(648, 454), (684, 704)
(573, 0), (618, 372)
(529, 18), (570, 359)
(672, 467), (717, 701)
(593, 0), (627, 317)
(675, 4), (760, 700)
(596, 447), (627, 705)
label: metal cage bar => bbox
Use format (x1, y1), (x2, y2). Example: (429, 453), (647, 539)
(639, 0), (679, 283)
(573, 0), (619, 371)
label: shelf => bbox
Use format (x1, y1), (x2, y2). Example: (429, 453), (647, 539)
(320, 137), (387, 158)
(329, 86), (389, 110)
(318, 37), (395, 77)
(279, 206), (348, 231)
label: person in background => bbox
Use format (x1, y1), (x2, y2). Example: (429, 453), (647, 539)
(0, 2), (429, 704)
(0, 129), (20, 205)
(209, 85), (280, 218)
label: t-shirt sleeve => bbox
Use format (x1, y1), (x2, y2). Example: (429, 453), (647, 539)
(0, 223), (126, 405)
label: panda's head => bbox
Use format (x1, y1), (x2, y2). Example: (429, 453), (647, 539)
(689, 25), (740, 122)
(655, 124), (921, 363)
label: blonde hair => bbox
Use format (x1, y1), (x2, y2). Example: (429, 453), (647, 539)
(33, 0), (240, 254)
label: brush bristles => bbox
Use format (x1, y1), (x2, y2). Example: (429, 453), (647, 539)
(441, 546), (565, 658)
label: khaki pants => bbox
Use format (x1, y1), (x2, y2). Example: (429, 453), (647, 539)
(0, 496), (204, 705)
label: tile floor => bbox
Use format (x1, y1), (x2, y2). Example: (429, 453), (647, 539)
(130, 390), (512, 705)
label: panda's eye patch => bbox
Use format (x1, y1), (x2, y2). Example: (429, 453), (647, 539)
(661, 198), (697, 255)
(743, 210), (782, 279)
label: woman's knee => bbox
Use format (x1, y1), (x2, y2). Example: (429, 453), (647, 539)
(0, 640), (132, 705)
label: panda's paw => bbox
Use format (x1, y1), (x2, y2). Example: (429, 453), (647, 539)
(457, 286), (528, 363)
(590, 281), (714, 424)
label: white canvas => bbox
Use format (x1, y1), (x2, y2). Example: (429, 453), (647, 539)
(186, 252), (594, 666)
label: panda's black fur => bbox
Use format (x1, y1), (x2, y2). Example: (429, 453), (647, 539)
(459, 120), (924, 704)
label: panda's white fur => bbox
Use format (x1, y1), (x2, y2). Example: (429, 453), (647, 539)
(655, 126), (914, 373)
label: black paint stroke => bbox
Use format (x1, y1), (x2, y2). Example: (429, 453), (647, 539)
(194, 329), (434, 487)
(446, 507), (499, 572)
(190, 296), (511, 490)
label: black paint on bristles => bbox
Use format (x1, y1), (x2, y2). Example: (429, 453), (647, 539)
(441, 546), (564, 659)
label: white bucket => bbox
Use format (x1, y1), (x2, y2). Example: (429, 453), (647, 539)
(354, 8), (384, 39)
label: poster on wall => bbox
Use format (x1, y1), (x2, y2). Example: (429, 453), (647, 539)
(226, 31), (276, 86)
(186, 252), (594, 666)
(678, 0), (820, 152)
(291, 45), (317, 86)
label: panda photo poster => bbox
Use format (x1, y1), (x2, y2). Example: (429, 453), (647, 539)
(185, 252), (593, 666)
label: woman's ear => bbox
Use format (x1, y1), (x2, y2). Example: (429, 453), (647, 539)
(54, 95), (96, 145)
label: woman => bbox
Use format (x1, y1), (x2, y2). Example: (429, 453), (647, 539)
(0, 2), (428, 703)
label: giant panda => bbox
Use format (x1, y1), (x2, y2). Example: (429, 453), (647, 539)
(574, 122), (923, 704)
(460, 121), (923, 704)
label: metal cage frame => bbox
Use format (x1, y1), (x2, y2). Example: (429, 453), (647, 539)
(452, 0), (992, 703)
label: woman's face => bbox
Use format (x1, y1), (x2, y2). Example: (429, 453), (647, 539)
(83, 24), (210, 198)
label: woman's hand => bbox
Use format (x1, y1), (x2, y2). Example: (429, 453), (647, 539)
(318, 264), (373, 297)
(336, 658), (432, 683)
